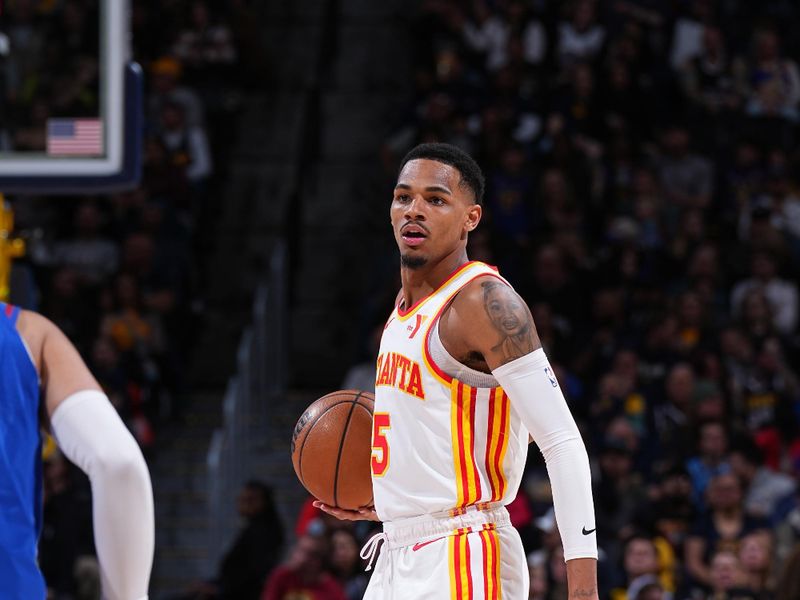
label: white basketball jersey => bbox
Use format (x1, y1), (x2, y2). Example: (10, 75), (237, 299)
(371, 261), (529, 522)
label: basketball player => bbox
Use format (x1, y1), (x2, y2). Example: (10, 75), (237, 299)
(315, 143), (598, 599)
(1, 302), (154, 599)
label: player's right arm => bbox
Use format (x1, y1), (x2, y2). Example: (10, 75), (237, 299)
(20, 311), (155, 600)
(442, 277), (599, 600)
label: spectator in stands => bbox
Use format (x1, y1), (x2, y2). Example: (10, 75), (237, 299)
(706, 550), (751, 599)
(172, 0), (237, 85)
(681, 25), (740, 119)
(739, 161), (800, 246)
(684, 473), (769, 591)
(553, 62), (605, 145)
(653, 363), (697, 462)
(38, 453), (95, 599)
(53, 201), (119, 285)
(737, 531), (775, 597)
(523, 243), (583, 329)
(142, 137), (192, 210)
(89, 335), (154, 447)
(527, 550), (549, 600)
(734, 28), (800, 121)
(593, 435), (646, 566)
(686, 421), (732, 507)
(328, 528), (369, 600)
(465, 0), (548, 72)
(261, 534), (346, 600)
(148, 56), (205, 129)
(40, 267), (98, 353)
(185, 481), (284, 600)
(557, 0), (606, 68)
(731, 251), (798, 336)
(729, 438), (796, 521)
(101, 272), (164, 358)
(121, 232), (184, 321)
(673, 290), (713, 356)
(608, 534), (663, 600)
(157, 100), (213, 185)
(669, 0), (714, 71)
(633, 581), (666, 600)
(653, 123), (714, 212)
(635, 464), (695, 569)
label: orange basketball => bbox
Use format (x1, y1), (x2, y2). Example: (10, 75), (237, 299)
(291, 390), (374, 510)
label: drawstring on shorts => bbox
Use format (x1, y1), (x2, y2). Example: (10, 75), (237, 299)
(359, 531), (387, 572)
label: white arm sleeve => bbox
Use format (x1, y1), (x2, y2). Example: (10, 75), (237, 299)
(493, 349), (597, 561)
(51, 390), (155, 600)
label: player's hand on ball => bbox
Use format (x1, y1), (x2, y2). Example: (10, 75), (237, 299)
(313, 501), (379, 521)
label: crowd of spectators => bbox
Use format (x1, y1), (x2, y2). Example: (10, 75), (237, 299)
(4, 0), (800, 599)
(343, 1), (800, 599)
(0, 0), (264, 597)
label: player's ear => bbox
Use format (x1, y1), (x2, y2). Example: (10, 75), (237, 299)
(465, 203), (482, 233)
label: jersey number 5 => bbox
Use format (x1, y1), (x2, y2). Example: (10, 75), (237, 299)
(371, 413), (390, 477)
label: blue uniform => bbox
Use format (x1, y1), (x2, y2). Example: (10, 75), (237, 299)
(0, 302), (46, 599)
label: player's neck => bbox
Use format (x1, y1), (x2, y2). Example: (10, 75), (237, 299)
(400, 249), (469, 309)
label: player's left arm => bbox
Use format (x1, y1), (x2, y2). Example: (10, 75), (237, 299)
(443, 277), (599, 600)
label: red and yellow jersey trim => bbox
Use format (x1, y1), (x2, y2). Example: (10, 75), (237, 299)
(395, 261), (498, 322)
(451, 381), (482, 507)
(479, 523), (502, 600)
(484, 388), (510, 502)
(449, 527), (474, 600)
(421, 270), (507, 386)
(447, 524), (502, 600)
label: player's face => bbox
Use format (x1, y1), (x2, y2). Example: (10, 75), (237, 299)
(391, 159), (481, 269)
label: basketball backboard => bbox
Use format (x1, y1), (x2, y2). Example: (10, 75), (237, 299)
(0, 0), (142, 193)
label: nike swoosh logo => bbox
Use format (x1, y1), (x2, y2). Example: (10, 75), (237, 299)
(412, 536), (446, 551)
(582, 526), (596, 535)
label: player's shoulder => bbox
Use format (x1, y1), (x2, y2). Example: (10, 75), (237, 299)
(442, 274), (517, 337)
(16, 309), (58, 337)
(451, 273), (518, 313)
(15, 310), (60, 357)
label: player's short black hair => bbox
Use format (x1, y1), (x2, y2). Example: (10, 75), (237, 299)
(399, 142), (485, 205)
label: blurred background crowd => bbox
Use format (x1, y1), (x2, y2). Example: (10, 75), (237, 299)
(2, 0), (800, 599)
(340, 1), (800, 599)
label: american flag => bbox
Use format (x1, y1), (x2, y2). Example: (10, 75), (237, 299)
(47, 119), (104, 156)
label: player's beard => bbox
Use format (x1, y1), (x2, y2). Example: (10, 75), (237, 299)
(400, 253), (428, 269)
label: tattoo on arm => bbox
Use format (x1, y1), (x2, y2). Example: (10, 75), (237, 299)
(572, 587), (597, 598)
(480, 280), (539, 365)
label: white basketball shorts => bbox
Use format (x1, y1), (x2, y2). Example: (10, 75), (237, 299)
(362, 503), (528, 599)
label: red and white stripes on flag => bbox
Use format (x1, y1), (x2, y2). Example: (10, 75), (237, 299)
(47, 119), (104, 156)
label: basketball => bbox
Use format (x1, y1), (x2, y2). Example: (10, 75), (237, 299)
(291, 390), (375, 510)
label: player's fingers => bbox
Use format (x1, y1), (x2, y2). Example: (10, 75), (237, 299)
(313, 501), (361, 520)
(358, 506), (379, 521)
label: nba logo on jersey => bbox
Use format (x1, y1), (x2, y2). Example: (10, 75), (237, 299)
(544, 366), (558, 388)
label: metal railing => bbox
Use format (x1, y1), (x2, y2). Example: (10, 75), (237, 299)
(206, 240), (287, 569)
